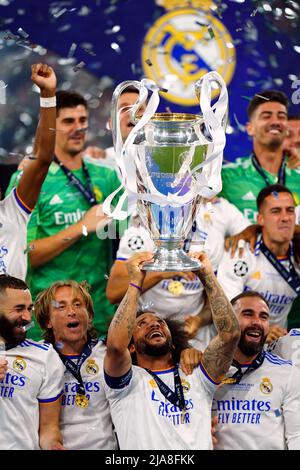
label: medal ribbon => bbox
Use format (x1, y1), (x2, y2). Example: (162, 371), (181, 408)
(225, 350), (266, 384)
(259, 240), (300, 295)
(57, 338), (98, 395)
(53, 156), (97, 205)
(145, 367), (186, 411)
(251, 153), (286, 186)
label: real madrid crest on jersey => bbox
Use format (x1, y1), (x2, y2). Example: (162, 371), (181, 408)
(13, 356), (26, 372)
(233, 260), (248, 277)
(181, 378), (190, 393)
(85, 359), (99, 375)
(260, 377), (273, 395)
(142, 0), (236, 106)
(128, 235), (144, 251)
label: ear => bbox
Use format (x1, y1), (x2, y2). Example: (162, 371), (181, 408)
(46, 319), (53, 329)
(257, 212), (264, 227)
(129, 343), (136, 353)
(246, 121), (254, 137)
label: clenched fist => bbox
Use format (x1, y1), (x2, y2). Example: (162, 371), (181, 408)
(31, 63), (56, 96)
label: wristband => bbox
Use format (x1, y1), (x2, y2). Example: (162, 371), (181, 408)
(129, 282), (142, 292)
(40, 96), (56, 108)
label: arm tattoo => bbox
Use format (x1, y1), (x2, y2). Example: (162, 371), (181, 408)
(110, 289), (139, 342)
(201, 273), (240, 379)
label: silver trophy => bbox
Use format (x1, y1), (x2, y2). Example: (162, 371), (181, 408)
(104, 72), (228, 271)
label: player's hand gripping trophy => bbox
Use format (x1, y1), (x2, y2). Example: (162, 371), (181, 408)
(103, 71), (228, 271)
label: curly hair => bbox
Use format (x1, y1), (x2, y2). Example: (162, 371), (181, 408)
(34, 279), (98, 345)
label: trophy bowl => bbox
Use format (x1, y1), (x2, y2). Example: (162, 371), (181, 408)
(133, 113), (207, 271)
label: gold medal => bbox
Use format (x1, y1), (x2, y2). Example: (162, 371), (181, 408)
(75, 393), (89, 408)
(168, 280), (184, 296)
(221, 377), (237, 384)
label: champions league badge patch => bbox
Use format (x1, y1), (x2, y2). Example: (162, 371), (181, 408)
(260, 377), (273, 395)
(128, 235), (144, 251)
(233, 260), (249, 277)
(142, 0), (236, 106)
(13, 356), (26, 372)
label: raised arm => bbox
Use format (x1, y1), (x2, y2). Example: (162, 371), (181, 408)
(191, 252), (240, 380)
(17, 63), (57, 210)
(106, 259), (196, 304)
(104, 251), (154, 377)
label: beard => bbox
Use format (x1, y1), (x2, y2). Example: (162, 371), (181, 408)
(0, 315), (27, 347)
(238, 327), (267, 357)
(135, 336), (173, 357)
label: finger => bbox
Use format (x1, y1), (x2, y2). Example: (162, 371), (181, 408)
(224, 237), (232, 252)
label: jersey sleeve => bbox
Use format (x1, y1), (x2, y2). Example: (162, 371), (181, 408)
(116, 226), (155, 260)
(217, 250), (250, 300)
(283, 365), (300, 449)
(37, 345), (65, 403)
(197, 362), (220, 395)
(1, 189), (31, 225)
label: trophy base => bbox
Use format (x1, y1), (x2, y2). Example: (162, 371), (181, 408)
(142, 239), (201, 272)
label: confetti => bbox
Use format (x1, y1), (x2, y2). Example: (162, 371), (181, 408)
(51, 300), (61, 308)
(82, 225), (88, 236)
(55, 341), (64, 350)
(207, 26), (215, 39)
(195, 20), (208, 27)
(22, 321), (34, 332)
(23, 244), (35, 254)
(255, 94), (270, 101)
(111, 42), (121, 53)
(17, 27), (29, 38)
(274, 409), (281, 417)
(73, 61), (85, 72)
(104, 274), (109, 280)
(0, 342), (5, 352)
(159, 87), (168, 93)
(272, 191), (279, 199)
(68, 42), (77, 58)
(53, 8), (67, 18)
(145, 59), (153, 66)
(250, 8), (258, 17)
(241, 95), (252, 101)
(233, 113), (246, 132)
(63, 237), (73, 242)
(165, 106), (172, 113)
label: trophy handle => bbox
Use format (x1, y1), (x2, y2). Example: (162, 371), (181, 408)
(194, 71), (228, 131)
(111, 80), (140, 148)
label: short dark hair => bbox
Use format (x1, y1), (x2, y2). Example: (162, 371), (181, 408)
(256, 184), (293, 211)
(56, 90), (87, 115)
(247, 90), (288, 120)
(288, 114), (300, 121)
(0, 274), (28, 297)
(120, 85), (139, 96)
(231, 290), (269, 308)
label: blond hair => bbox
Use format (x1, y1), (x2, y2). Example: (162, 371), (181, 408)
(34, 279), (97, 344)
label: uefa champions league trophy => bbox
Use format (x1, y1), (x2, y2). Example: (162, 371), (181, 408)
(103, 71), (228, 271)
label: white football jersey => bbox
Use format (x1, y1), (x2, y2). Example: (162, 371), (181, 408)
(213, 352), (300, 450)
(0, 340), (64, 450)
(206, 197), (250, 238)
(104, 362), (218, 450)
(217, 237), (300, 328)
(0, 189), (31, 280)
(268, 329), (300, 367)
(60, 340), (117, 450)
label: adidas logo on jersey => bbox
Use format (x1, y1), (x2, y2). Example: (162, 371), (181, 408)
(49, 194), (63, 205)
(242, 191), (256, 201)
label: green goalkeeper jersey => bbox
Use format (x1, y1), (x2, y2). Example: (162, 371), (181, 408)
(6, 160), (121, 340)
(220, 156), (300, 223)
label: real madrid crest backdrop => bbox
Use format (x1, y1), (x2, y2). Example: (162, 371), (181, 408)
(0, 0), (299, 163)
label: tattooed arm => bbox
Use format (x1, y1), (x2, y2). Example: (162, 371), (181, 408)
(190, 252), (240, 381)
(104, 251), (154, 377)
